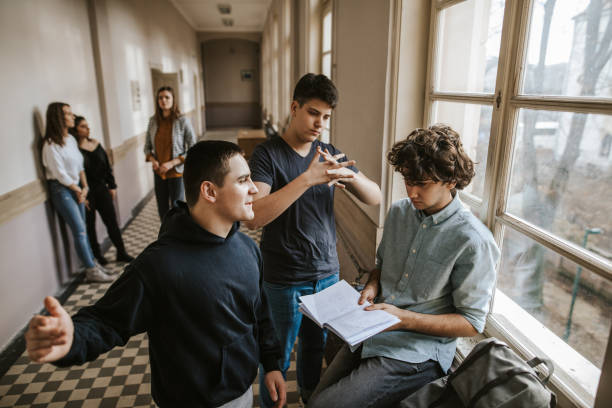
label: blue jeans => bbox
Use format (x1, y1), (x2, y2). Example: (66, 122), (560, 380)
(153, 173), (184, 220)
(48, 180), (95, 269)
(259, 273), (339, 408)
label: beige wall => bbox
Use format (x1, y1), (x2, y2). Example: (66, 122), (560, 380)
(0, 0), (105, 350)
(391, 0), (430, 204)
(198, 31), (261, 43)
(0, 0), (201, 351)
(333, 0), (394, 227)
(0, 0), (104, 196)
(203, 39), (260, 103)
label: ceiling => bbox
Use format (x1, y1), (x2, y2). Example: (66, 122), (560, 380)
(169, 0), (272, 32)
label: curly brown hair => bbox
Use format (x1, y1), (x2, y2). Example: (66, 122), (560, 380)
(387, 124), (475, 190)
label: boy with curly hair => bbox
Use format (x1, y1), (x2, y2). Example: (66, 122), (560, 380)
(309, 125), (500, 408)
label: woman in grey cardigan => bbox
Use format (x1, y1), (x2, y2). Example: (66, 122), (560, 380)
(144, 86), (196, 220)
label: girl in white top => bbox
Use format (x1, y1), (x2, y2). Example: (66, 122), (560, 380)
(42, 129), (84, 187)
(41, 102), (113, 283)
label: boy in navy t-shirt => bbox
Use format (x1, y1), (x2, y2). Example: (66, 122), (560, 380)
(246, 73), (382, 406)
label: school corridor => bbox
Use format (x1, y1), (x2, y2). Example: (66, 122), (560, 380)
(1, 0), (611, 407)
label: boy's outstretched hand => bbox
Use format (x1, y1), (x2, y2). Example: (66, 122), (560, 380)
(264, 370), (287, 408)
(25, 296), (74, 363)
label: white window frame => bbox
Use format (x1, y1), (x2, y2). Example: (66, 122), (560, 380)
(271, 14), (280, 126)
(321, 1), (333, 79)
(320, 0), (333, 143)
(281, 0), (292, 128)
(423, 0), (612, 406)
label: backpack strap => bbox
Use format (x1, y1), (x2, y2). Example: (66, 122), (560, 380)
(526, 357), (555, 385)
(467, 367), (533, 408)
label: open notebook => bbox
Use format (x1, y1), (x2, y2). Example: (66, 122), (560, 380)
(298, 280), (400, 346)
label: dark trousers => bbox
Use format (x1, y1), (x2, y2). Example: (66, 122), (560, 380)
(86, 185), (127, 259)
(309, 345), (445, 408)
(153, 173), (184, 220)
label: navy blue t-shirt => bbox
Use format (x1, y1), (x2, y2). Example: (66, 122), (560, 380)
(249, 137), (358, 285)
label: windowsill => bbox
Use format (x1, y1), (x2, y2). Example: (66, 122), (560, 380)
(484, 289), (600, 408)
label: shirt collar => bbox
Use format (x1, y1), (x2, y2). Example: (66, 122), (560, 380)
(419, 192), (463, 225)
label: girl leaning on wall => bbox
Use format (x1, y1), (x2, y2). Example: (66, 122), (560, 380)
(70, 116), (134, 266)
(41, 103), (115, 283)
(144, 86), (196, 220)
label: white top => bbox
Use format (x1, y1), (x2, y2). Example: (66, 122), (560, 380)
(42, 135), (84, 186)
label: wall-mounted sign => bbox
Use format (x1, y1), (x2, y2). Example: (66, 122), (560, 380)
(241, 69), (254, 81)
(130, 80), (141, 112)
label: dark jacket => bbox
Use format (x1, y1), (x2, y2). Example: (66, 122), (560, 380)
(56, 202), (281, 407)
(79, 144), (117, 191)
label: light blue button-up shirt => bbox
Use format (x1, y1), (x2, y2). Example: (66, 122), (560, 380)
(360, 195), (500, 373)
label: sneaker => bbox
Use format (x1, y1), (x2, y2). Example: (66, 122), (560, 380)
(116, 252), (135, 263)
(85, 266), (114, 283)
(94, 260), (111, 274)
(95, 260), (119, 275)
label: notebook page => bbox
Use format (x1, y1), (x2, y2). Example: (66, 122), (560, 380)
(327, 308), (400, 346)
(298, 280), (363, 324)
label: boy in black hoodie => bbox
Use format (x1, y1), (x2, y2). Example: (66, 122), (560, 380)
(24, 141), (286, 408)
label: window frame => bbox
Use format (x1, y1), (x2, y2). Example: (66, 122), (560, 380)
(271, 14), (280, 126)
(320, 0), (333, 79)
(320, 0), (333, 144)
(423, 0), (612, 405)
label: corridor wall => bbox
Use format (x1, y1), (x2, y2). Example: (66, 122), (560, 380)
(0, 0), (202, 352)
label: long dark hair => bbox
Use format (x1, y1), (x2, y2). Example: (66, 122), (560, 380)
(69, 116), (91, 141)
(154, 86), (181, 125)
(44, 102), (69, 146)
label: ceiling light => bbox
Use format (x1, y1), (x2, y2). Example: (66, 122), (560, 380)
(218, 4), (231, 14)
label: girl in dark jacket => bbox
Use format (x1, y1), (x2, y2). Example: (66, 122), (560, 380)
(71, 116), (133, 264)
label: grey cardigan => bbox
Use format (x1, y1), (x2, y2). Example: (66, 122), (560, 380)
(144, 115), (196, 174)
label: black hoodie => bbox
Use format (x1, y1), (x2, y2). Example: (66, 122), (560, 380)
(56, 203), (281, 407)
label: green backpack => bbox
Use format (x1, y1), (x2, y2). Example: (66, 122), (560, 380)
(399, 337), (556, 408)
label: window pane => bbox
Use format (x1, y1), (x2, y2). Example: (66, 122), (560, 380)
(320, 127), (330, 144)
(322, 53), (332, 79)
(507, 109), (612, 257)
(430, 101), (492, 198)
(272, 18), (279, 122)
(285, 46), (291, 103)
(323, 11), (332, 53)
(435, 0), (505, 93)
(521, 0), (612, 98)
(497, 227), (612, 368)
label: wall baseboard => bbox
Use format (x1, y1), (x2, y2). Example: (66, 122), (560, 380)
(0, 129), (152, 228)
(0, 188), (154, 379)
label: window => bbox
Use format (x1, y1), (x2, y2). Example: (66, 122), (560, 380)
(425, 0), (612, 404)
(321, 1), (332, 143)
(262, 29), (270, 121)
(321, 5), (332, 79)
(271, 16), (280, 126)
(281, 0), (292, 128)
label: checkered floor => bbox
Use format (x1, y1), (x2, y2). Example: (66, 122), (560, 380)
(0, 198), (303, 407)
